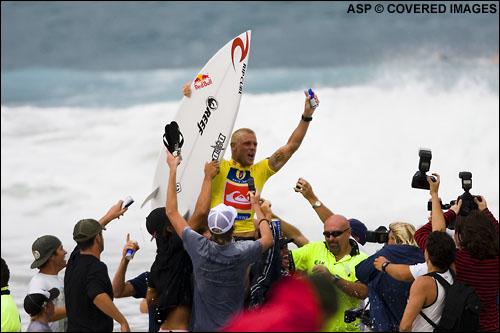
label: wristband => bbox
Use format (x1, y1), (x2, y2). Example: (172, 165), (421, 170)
(381, 261), (391, 273)
(258, 218), (270, 227)
(301, 114), (313, 122)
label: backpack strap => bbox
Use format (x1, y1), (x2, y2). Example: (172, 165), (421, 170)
(419, 309), (438, 329)
(418, 271), (451, 329)
(425, 271), (452, 290)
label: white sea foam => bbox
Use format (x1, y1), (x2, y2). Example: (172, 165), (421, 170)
(1, 73), (498, 331)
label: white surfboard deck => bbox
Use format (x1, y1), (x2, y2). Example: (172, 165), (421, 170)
(142, 30), (252, 215)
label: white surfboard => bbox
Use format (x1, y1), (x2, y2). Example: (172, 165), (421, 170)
(142, 30), (252, 214)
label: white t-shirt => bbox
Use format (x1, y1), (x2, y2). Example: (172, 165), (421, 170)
(28, 272), (67, 332)
(409, 262), (428, 279)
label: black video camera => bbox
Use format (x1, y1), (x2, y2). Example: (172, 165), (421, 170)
(365, 226), (389, 244)
(411, 149), (433, 190)
(344, 307), (371, 325)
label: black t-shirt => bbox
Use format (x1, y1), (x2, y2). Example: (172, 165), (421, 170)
(64, 247), (114, 332)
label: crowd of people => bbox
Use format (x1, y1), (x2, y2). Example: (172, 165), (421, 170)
(1, 86), (498, 332)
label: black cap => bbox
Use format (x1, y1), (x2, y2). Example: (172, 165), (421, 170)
(30, 235), (62, 269)
(73, 219), (103, 242)
(146, 207), (170, 239)
(24, 288), (60, 316)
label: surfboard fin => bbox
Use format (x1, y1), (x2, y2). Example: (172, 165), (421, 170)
(140, 187), (160, 208)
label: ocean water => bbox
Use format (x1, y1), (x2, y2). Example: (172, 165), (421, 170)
(1, 2), (499, 331)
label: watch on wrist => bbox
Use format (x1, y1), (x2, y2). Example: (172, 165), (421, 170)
(381, 261), (391, 273)
(312, 200), (322, 209)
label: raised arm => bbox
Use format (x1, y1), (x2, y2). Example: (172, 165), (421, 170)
(98, 200), (128, 228)
(294, 177), (334, 222)
(276, 215), (310, 247)
(250, 192), (274, 252)
(164, 151), (189, 237)
(428, 173), (446, 232)
(268, 91), (319, 172)
(189, 161), (220, 232)
(112, 234), (140, 298)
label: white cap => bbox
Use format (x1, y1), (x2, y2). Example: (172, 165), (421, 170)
(208, 204), (237, 234)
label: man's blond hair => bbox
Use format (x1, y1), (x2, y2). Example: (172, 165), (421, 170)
(230, 128), (255, 145)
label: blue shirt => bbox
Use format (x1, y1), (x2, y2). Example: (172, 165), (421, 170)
(182, 227), (261, 331)
(355, 244), (425, 331)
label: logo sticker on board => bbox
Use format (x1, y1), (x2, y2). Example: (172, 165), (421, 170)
(194, 74), (213, 90)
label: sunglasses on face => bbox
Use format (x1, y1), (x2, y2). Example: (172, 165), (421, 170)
(323, 227), (350, 238)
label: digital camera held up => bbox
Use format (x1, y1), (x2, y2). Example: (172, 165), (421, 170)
(455, 171), (480, 217)
(411, 148), (433, 190)
(365, 226), (389, 244)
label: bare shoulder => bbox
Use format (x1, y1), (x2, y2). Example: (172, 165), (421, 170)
(412, 275), (435, 290)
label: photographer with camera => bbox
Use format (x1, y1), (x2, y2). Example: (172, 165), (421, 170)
(413, 173), (499, 332)
(355, 222), (425, 331)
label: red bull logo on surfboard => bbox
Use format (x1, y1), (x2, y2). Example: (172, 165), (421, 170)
(194, 74), (213, 90)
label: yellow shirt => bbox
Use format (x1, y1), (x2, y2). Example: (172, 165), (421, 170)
(292, 241), (368, 332)
(1, 286), (21, 332)
(211, 159), (275, 233)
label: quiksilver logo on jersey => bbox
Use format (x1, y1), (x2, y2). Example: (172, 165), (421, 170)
(224, 182), (251, 210)
(211, 133), (226, 161)
(197, 96), (218, 136)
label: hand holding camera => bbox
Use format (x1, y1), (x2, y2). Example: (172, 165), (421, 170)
(427, 173), (440, 196)
(474, 195), (487, 211)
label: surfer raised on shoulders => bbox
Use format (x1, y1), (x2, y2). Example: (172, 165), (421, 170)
(183, 83), (320, 239)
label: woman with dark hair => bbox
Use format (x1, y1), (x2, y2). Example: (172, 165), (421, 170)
(146, 207), (193, 332)
(414, 173), (499, 332)
(146, 161), (217, 332)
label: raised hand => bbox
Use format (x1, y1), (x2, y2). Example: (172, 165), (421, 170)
(204, 160), (220, 179)
(182, 81), (192, 97)
(166, 150), (182, 169)
(427, 173), (440, 196)
(303, 90), (319, 116)
(294, 177), (316, 201)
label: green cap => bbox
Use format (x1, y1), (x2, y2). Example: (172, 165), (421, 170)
(30, 235), (61, 269)
(73, 219), (103, 242)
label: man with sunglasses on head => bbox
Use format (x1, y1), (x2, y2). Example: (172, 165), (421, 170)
(290, 212), (368, 331)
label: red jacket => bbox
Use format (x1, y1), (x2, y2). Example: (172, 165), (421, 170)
(222, 274), (324, 332)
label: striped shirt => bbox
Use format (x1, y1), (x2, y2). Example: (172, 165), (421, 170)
(415, 209), (499, 332)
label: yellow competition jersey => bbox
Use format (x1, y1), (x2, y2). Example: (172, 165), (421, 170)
(211, 159), (275, 233)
